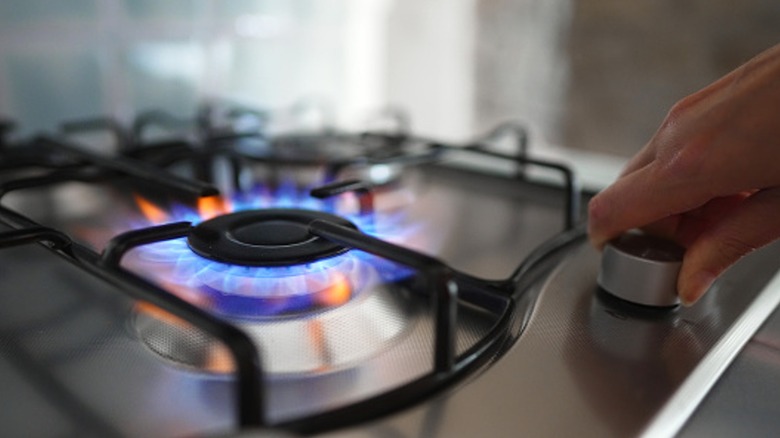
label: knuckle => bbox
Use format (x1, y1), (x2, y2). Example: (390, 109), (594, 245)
(661, 144), (704, 179)
(662, 93), (699, 132)
(665, 97), (691, 125)
(650, 99), (708, 183)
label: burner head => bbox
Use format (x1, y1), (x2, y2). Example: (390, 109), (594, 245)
(187, 208), (356, 266)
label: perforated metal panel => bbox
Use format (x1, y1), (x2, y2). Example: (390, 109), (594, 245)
(333, 240), (780, 437)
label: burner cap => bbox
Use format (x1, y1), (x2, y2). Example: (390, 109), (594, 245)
(187, 209), (356, 266)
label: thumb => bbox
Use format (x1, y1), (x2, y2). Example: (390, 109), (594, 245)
(678, 187), (780, 305)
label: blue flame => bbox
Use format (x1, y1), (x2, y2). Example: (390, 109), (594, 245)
(127, 182), (416, 318)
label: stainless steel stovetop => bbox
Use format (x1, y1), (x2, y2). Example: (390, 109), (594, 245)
(0, 113), (778, 437)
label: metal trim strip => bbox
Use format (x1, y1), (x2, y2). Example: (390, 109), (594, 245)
(641, 268), (780, 438)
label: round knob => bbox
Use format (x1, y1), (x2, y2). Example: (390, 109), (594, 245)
(597, 232), (685, 307)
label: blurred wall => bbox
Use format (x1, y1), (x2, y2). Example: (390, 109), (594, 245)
(0, 0), (778, 158)
(562, 0), (780, 156)
(474, 0), (780, 156)
(0, 0), (362, 136)
(475, 0), (572, 144)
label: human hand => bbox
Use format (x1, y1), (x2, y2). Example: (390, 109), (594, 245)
(588, 43), (780, 306)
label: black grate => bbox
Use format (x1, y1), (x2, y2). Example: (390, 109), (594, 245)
(0, 105), (585, 434)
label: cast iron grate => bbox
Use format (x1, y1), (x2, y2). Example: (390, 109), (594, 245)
(0, 106), (585, 434)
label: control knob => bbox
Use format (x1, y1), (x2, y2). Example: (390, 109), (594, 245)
(597, 232), (685, 307)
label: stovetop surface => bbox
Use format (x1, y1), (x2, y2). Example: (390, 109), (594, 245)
(325, 238), (780, 437)
(0, 161), (572, 437)
(1, 129), (779, 437)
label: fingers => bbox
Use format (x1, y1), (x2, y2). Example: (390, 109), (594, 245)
(655, 193), (752, 246)
(587, 162), (712, 249)
(619, 144), (654, 178)
(588, 44), (780, 307)
(616, 63), (736, 181)
(678, 187), (780, 305)
(610, 48), (767, 183)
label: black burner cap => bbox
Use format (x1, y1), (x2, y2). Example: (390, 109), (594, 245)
(187, 209), (356, 266)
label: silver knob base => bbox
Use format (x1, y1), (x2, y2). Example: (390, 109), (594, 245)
(597, 232), (684, 307)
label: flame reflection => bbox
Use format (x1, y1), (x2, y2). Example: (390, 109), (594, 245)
(126, 182), (416, 317)
(317, 273), (352, 307)
(135, 301), (236, 373)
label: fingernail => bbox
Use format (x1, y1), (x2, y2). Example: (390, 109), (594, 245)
(680, 271), (717, 307)
(587, 196), (613, 251)
(588, 233), (605, 251)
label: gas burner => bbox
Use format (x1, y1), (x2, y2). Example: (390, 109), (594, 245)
(123, 182), (424, 318)
(187, 208), (357, 267)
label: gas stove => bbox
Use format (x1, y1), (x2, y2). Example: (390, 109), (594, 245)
(0, 105), (778, 437)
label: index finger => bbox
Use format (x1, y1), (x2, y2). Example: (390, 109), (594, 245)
(587, 162), (713, 249)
